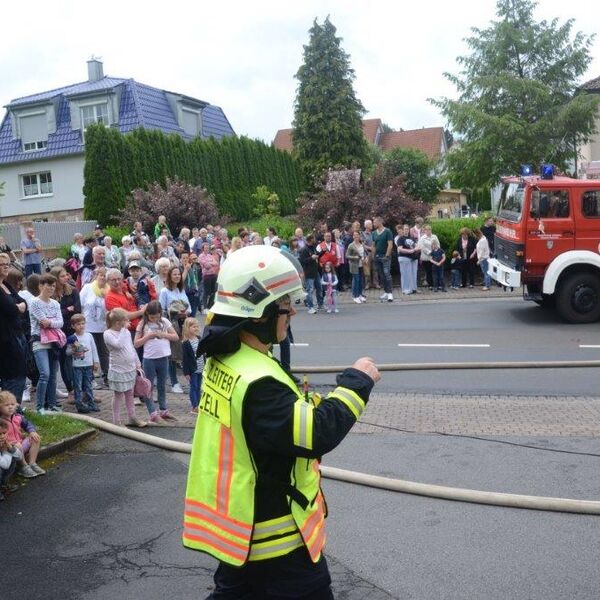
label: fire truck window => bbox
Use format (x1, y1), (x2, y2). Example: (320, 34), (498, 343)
(535, 190), (570, 219)
(582, 191), (600, 218)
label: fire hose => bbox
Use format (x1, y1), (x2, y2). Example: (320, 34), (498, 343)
(63, 407), (600, 516)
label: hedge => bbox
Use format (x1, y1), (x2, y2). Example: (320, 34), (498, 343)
(83, 125), (304, 225)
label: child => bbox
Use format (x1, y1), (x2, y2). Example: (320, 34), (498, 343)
(68, 313), (100, 414)
(134, 301), (179, 423)
(0, 418), (22, 500)
(182, 317), (204, 414)
(103, 309), (147, 428)
(0, 391), (45, 478)
(320, 262), (339, 313)
(450, 251), (462, 290)
(127, 260), (156, 307)
(430, 241), (447, 292)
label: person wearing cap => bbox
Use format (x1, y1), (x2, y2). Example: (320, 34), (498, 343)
(183, 245), (380, 599)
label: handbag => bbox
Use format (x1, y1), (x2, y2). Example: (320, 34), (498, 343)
(133, 369), (152, 398)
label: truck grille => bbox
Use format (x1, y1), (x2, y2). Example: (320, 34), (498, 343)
(494, 236), (524, 270)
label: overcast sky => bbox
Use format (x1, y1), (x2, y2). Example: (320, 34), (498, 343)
(2, 0), (599, 143)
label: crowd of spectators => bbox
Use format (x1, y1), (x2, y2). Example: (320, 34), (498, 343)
(0, 213), (495, 498)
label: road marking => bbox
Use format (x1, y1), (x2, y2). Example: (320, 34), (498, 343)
(273, 343), (310, 347)
(579, 345), (600, 348)
(397, 343), (491, 348)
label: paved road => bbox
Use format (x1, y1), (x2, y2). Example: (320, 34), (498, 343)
(280, 296), (600, 396)
(4, 429), (600, 600)
(5, 294), (600, 599)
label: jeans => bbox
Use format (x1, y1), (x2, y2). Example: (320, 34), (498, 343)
(374, 256), (392, 294)
(432, 266), (445, 290)
(0, 377), (26, 404)
(451, 269), (461, 288)
(398, 258), (417, 294)
(189, 372), (202, 409)
(25, 263), (42, 278)
(34, 349), (58, 410)
(169, 360), (179, 387)
(143, 356), (169, 414)
(304, 277), (323, 309)
(187, 290), (200, 318)
(480, 259), (491, 287)
(351, 269), (363, 298)
(73, 366), (96, 409)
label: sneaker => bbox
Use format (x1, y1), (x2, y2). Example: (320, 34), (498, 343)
(37, 408), (47, 415)
(1, 482), (19, 493)
(134, 398), (142, 405)
(190, 407), (199, 414)
(56, 389), (68, 398)
(380, 292), (387, 300)
(387, 293), (394, 302)
(18, 465), (38, 478)
(160, 410), (177, 421)
(482, 286), (489, 291)
(171, 383), (184, 394)
(353, 297), (362, 304)
(334, 308), (339, 313)
(149, 411), (164, 424)
(359, 295), (367, 302)
(126, 418), (147, 428)
(30, 463), (46, 476)
(48, 406), (63, 413)
(326, 309), (332, 313)
(468, 285), (474, 288)
(76, 406), (91, 414)
(92, 380), (100, 390)
(307, 308), (317, 314)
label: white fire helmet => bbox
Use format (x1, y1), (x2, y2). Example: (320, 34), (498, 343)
(210, 245), (305, 318)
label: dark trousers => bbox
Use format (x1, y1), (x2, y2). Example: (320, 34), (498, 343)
(203, 275), (218, 309)
(422, 261), (433, 288)
(207, 548), (334, 599)
(25, 263), (42, 277)
(432, 266), (445, 290)
(461, 258), (476, 287)
(278, 327), (294, 371)
(59, 345), (74, 392)
(91, 332), (109, 382)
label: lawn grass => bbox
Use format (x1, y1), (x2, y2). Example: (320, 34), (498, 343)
(24, 411), (94, 446)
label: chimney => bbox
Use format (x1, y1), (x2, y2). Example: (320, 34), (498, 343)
(87, 58), (104, 82)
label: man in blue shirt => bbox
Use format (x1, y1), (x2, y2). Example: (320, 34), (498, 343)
(20, 227), (42, 277)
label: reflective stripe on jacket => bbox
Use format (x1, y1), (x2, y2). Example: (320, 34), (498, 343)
(183, 343), (337, 566)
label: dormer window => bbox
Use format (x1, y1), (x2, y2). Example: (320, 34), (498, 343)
(81, 102), (109, 129)
(19, 110), (48, 152)
(181, 107), (201, 137)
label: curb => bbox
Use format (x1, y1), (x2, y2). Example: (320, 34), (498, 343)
(38, 428), (97, 461)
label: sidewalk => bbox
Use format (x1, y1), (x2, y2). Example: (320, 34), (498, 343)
(331, 283), (514, 304)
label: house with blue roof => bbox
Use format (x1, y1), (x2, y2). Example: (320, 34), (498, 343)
(0, 59), (235, 222)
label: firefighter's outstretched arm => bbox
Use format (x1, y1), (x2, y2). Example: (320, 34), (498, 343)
(243, 359), (379, 459)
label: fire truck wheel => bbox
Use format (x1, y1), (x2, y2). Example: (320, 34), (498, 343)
(556, 272), (600, 324)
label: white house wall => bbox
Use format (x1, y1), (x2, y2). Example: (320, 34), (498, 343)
(0, 155), (85, 219)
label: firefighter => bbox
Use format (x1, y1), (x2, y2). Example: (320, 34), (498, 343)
(183, 245), (380, 599)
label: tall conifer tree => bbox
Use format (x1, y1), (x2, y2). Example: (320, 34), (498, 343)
(292, 17), (368, 180)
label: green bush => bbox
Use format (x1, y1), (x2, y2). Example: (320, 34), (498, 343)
(429, 216), (486, 260)
(227, 216), (298, 244)
(104, 225), (131, 245)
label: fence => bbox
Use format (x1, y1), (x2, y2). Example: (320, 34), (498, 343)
(0, 221), (97, 249)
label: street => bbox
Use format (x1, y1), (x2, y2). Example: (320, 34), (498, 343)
(3, 295), (600, 599)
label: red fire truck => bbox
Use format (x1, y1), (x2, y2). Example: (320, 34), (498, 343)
(488, 171), (600, 323)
